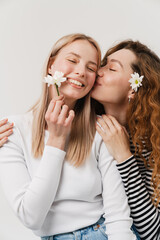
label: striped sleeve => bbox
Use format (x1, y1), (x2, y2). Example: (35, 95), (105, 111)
(117, 156), (160, 240)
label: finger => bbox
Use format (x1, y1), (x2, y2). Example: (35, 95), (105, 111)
(0, 137), (8, 147)
(0, 122), (14, 134)
(50, 100), (64, 121)
(101, 115), (117, 132)
(64, 110), (75, 126)
(96, 116), (109, 132)
(104, 114), (122, 130)
(0, 129), (13, 140)
(96, 122), (106, 138)
(52, 95), (64, 102)
(45, 100), (56, 120)
(0, 118), (8, 127)
(58, 105), (69, 124)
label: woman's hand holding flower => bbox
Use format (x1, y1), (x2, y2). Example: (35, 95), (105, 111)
(96, 115), (132, 163)
(45, 95), (75, 150)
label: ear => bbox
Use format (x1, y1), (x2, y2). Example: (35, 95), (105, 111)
(48, 67), (52, 75)
(128, 88), (135, 100)
(48, 60), (54, 75)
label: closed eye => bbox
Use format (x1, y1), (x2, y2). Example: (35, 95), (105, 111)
(67, 59), (77, 63)
(109, 68), (116, 72)
(87, 66), (97, 72)
(88, 68), (96, 72)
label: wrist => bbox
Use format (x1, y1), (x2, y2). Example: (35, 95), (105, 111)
(46, 136), (66, 150)
(115, 151), (132, 163)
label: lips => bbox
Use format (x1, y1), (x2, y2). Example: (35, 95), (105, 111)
(67, 78), (85, 88)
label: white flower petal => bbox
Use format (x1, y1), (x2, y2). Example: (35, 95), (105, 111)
(43, 75), (54, 87)
(57, 82), (61, 87)
(43, 71), (66, 90)
(128, 72), (143, 92)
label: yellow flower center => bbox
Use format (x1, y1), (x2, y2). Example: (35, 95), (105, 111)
(135, 79), (138, 84)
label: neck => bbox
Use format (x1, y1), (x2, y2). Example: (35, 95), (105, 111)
(103, 102), (128, 126)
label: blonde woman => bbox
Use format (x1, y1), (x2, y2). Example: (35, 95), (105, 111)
(93, 40), (160, 239)
(0, 34), (136, 240)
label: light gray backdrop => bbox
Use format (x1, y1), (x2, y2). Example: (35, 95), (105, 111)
(0, 0), (160, 239)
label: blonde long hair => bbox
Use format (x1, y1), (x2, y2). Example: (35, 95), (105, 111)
(31, 33), (101, 166)
(102, 40), (160, 205)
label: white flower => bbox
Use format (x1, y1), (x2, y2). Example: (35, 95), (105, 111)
(52, 71), (67, 87)
(129, 72), (144, 92)
(44, 75), (54, 87)
(43, 71), (66, 87)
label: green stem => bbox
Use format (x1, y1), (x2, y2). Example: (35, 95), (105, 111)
(55, 84), (59, 96)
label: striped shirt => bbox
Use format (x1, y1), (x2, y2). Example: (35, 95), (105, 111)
(117, 140), (160, 240)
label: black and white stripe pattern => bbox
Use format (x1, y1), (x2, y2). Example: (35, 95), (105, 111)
(117, 140), (160, 240)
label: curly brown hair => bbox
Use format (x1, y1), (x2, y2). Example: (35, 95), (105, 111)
(102, 40), (160, 206)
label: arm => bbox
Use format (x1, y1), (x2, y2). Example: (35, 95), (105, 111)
(0, 123), (66, 230)
(117, 155), (160, 239)
(0, 118), (13, 146)
(0, 97), (75, 231)
(98, 139), (136, 240)
(96, 115), (160, 239)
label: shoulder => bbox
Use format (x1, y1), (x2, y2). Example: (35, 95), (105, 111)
(0, 112), (33, 150)
(93, 131), (114, 164)
(7, 111), (33, 130)
(93, 131), (103, 150)
(5, 112), (33, 142)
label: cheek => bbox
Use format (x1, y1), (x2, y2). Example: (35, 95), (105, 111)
(49, 60), (73, 75)
(104, 74), (122, 88)
(87, 73), (96, 87)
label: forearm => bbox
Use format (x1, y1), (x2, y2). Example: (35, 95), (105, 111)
(0, 129), (66, 230)
(117, 156), (160, 239)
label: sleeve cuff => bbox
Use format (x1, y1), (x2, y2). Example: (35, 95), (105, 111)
(116, 155), (136, 169)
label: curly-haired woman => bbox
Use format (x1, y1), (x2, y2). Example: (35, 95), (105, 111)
(93, 40), (160, 239)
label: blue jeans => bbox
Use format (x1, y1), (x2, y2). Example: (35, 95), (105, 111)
(41, 217), (108, 240)
(131, 225), (141, 240)
(41, 217), (140, 240)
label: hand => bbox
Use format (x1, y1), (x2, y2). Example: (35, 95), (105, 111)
(45, 95), (75, 150)
(0, 119), (14, 147)
(96, 115), (132, 163)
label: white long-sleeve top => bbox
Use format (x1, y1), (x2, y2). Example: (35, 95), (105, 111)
(0, 112), (135, 240)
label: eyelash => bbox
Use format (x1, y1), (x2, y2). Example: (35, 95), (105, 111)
(67, 59), (77, 63)
(67, 59), (96, 72)
(88, 67), (96, 72)
(109, 68), (116, 72)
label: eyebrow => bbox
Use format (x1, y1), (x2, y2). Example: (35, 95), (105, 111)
(68, 52), (98, 67)
(109, 59), (124, 69)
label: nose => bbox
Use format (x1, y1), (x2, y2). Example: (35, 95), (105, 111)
(97, 68), (104, 77)
(75, 64), (85, 77)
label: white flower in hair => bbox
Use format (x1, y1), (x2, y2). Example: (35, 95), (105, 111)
(43, 71), (66, 95)
(129, 72), (144, 92)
